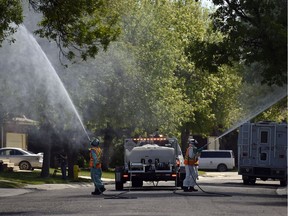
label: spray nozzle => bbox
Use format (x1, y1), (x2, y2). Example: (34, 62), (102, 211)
(197, 147), (204, 153)
(89, 138), (95, 144)
(90, 137), (100, 146)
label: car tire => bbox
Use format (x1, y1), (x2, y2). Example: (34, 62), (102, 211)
(217, 164), (227, 172)
(19, 161), (32, 170)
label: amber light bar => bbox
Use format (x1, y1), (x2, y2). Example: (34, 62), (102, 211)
(132, 138), (167, 141)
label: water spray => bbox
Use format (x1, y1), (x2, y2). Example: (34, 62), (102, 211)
(201, 89), (287, 149)
(19, 25), (91, 143)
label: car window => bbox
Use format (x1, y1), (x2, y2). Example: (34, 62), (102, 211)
(14, 150), (24, 155)
(200, 151), (231, 158)
(0, 150), (10, 156)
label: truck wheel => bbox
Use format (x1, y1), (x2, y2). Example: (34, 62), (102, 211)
(243, 176), (256, 185)
(176, 179), (183, 187)
(249, 178), (256, 185)
(243, 179), (250, 185)
(280, 179), (287, 187)
(132, 180), (143, 187)
(115, 182), (124, 190)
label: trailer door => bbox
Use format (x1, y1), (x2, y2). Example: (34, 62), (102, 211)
(257, 126), (273, 166)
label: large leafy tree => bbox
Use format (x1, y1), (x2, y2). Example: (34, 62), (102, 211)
(187, 0), (287, 86)
(0, 0), (121, 60)
(61, 1), (214, 167)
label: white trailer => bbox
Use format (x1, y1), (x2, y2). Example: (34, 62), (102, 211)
(238, 121), (287, 186)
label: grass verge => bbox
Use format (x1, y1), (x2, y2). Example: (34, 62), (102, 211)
(0, 168), (115, 188)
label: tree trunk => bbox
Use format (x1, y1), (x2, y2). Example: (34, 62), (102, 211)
(101, 126), (114, 171)
(40, 144), (51, 178)
(180, 124), (191, 153)
(67, 149), (78, 179)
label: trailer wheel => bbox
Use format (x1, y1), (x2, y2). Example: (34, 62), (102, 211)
(115, 181), (124, 190)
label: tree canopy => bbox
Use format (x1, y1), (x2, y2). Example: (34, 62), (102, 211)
(0, 0), (121, 61)
(186, 0), (287, 86)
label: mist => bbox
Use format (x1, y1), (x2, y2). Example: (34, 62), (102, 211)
(0, 25), (88, 146)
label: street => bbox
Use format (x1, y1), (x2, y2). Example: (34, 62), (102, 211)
(0, 172), (286, 216)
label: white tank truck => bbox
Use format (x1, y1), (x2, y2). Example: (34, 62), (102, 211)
(115, 137), (185, 190)
(238, 121), (287, 186)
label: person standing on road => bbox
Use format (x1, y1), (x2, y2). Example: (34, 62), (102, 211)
(183, 138), (201, 192)
(89, 138), (106, 195)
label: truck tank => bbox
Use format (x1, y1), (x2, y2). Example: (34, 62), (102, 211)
(114, 137), (185, 190)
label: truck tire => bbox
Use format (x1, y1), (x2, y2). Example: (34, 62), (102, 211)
(243, 176), (256, 185)
(115, 181), (124, 190)
(280, 179), (287, 187)
(176, 173), (185, 187)
(132, 180), (143, 187)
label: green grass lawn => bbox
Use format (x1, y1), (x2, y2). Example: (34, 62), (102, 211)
(0, 168), (115, 188)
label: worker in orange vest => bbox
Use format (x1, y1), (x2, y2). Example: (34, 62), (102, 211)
(89, 138), (106, 195)
(183, 138), (201, 192)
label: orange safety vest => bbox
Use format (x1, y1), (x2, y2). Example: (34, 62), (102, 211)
(184, 147), (198, 166)
(89, 147), (102, 168)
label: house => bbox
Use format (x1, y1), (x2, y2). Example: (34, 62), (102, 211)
(0, 115), (38, 149)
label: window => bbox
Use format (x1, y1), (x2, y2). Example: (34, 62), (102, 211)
(260, 131), (268, 143)
(260, 153), (267, 160)
(200, 151), (231, 158)
(14, 150), (23, 155)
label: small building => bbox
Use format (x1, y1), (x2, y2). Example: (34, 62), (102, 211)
(0, 115), (38, 149)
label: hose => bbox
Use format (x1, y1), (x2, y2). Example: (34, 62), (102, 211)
(173, 166), (232, 197)
(100, 171), (137, 199)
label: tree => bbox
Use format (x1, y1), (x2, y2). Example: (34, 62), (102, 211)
(61, 0), (210, 162)
(0, 0), (23, 45)
(186, 0), (287, 86)
(0, 0), (121, 61)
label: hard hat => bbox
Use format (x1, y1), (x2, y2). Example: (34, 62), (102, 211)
(188, 138), (198, 145)
(90, 138), (100, 147)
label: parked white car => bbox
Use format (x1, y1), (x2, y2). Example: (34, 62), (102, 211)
(0, 147), (43, 170)
(198, 150), (235, 172)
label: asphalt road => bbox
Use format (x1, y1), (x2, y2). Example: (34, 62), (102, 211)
(0, 172), (286, 216)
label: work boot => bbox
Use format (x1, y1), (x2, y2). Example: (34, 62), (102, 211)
(188, 187), (198, 192)
(183, 187), (189, 192)
(91, 188), (102, 195)
(100, 187), (106, 193)
(91, 190), (101, 195)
